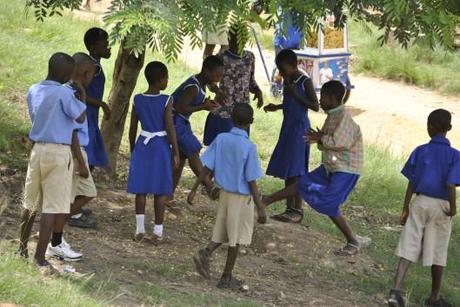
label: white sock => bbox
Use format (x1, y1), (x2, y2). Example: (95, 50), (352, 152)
(153, 224), (163, 237)
(136, 214), (145, 234)
(72, 213), (82, 219)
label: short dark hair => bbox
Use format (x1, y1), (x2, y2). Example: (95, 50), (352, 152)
(72, 52), (93, 64)
(232, 103), (254, 126)
(144, 61), (168, 84)
(202, 55), (224, 71)
(275, 49), (297, 67)
(49, 52), (74, 75)
(84, 27), (108, 49)
(428, 109), (452, 132)
(321, 80), (349, 103)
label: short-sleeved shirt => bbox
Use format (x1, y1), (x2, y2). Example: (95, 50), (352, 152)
(64, 83), (89, 146)
(402, 134), (460, 200)
(201, 127), (263, 195)
(27, 80), (86, 145)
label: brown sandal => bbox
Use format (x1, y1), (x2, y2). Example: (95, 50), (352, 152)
(334, 243), (360, 256)
(271, 208), (303, 223)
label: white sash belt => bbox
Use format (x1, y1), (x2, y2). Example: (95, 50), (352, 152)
(140, 130), (167, 145)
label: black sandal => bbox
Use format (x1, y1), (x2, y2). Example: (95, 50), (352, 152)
(425, 297), (453, 307)
(271, 208), (303, 223)
(217, 274), (245, 291)
(388, 289), (406, 307)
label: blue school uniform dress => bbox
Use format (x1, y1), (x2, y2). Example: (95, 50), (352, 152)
(171, 75), (206, 157)
(85, 56), (108, 167)
(266, 74), (311, 179)
(401, 134), (460, 199)
(296, 106), (363, 218)
(127, 94), (173, 195)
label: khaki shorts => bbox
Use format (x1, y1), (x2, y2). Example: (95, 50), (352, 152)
(211, 190), (255, 247)
(71, 148), (97, 201)
(396, 194), (452, 267)
(23, 143), (73, 214)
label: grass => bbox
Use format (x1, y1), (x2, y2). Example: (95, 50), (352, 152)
(0, 0), (460, 306)
(349, 21), (460, 95)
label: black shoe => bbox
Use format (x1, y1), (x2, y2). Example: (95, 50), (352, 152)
(425, 297), (453, 307)
(193, 248), (210, 279)
(68, 214), (97, 228)
(388, 289), (405, 307)
(217, 274), (244, 290)
(81, 208), (92, 216)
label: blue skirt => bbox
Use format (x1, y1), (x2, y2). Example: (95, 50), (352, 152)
(266, 118), (309, 179)
(174, 115), (202, 157)
(85, 106), (108, 167)
(203, 113), (233, 146)
(127, 136), (173, 195)
(297, 165), (359, 218)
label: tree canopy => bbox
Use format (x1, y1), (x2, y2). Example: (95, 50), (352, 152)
(26, 0), (460, 60)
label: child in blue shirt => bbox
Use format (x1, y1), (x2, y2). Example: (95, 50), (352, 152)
(169, 56), (223, 211)
(264, 49), (319, 223)
(18, 53), (86, 267)
(83, 27), (111, 169)
(45, 53), (97, 262)
(188, 103), (267, 290)
(388, 109), (460, 307)
(127, 61), (180, 243)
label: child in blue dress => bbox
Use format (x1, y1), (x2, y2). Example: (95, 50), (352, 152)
(263, 80), (364, 256)
(127, 62), (180, 243)
(83, 27), (111, 170)
(169, 56), (224, 208)
(264, 49), (319, 223)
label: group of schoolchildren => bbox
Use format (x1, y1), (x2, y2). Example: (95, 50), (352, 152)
(17, 25), (458, 307)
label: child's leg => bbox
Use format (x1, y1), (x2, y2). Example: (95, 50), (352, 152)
(34, 213), (55, 265)
(18, 209), (37, 257)
(393, 257), (411, 290)
(135, 194), (147, 234)
(188, 153), (214, 190)
(222, 244), (239, 277)
(284, 178), (295, 210)
(329, 215), (360, 255)
(429, 265), (443, 302)
(194, 241), (221, 279)
(172, 155), (186, 194)
(153, 195), (166, 237)
(262, 183), (299, 208)
(69, 196), (94, 216)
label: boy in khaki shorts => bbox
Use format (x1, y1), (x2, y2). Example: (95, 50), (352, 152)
(45, 53), (98, 262)
(388, 109), (459, 307)
(18, 53), (87, 268)
(188, 103), (266, 289)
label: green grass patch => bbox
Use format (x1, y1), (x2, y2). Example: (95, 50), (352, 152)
(349, 21), (460, 95)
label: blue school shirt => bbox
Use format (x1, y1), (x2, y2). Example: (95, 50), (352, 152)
(201, 127), (263, 195)
(171, 75), (206, 121)
(401, 134), (460, 200)
(64, 83), (89, 147)
(27, 80), (86, 145)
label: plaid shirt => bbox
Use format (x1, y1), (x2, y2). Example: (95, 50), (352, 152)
(319, 105), (363, 174)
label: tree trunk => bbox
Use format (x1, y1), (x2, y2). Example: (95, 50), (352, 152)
(101, 40), (145, 176)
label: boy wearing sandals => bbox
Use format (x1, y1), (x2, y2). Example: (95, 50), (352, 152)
(388, 109), (459, 307)
(188, 103), (267, 289)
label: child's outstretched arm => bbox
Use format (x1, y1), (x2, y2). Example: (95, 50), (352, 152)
(164, 97), (180, 168)
(128, 105), (138, 154)
(249, 181), (267, 224)
(447, 184), (457, 217)
(86, 96), (111, 120)
(175, 87), (217, 115)
(187, 167), (213, 205)
(263, 103), (282, 113)
(71, 130), (89, 179)
(400, 182), (414, 225)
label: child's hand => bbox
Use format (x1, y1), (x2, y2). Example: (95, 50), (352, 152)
(173, 152), (180, 169)
(187, 190), (196, 206)
(203, 98), (218, 111)
(445, 207), (456, 217)
(257, 207), (267, 224)
(77, 163), (90, 179)
(215, 90), (228, 106)
(307, 127), (323, 143)
(400, 207), (409, 225)
(263, 103), (278, 113)
(253, 90), (264, 109)
(73, 81), (87, 102)
(102, 103), (111, 120)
